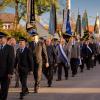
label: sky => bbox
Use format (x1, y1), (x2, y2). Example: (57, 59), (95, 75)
(41, 0), (100, 25)
(71, 0), (100, 25)
(1, 0), (100, 25)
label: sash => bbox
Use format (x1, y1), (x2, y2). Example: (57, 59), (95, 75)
(58, 44), (69, 65)
(87, 45), (92, 53)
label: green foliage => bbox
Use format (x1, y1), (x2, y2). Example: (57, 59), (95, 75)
(0, 27), (29, 41)
(35, 0), (59, 15)
(1, 0), (59, 16)
(0, 20), (3, 29)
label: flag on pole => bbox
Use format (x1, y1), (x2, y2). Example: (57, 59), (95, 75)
(30, 0), (35, 23)
(49, 3), (57, 35)
(62, 9), (72, 36)
(26, 0), (35, 23)
(65, 9), (72, 36)
(94, 14), (100, 34)
(75, 11), (82, 37)
(82, 10), (89, 33)
(62, 9), (72, 42)
(26, 0), (37, 36)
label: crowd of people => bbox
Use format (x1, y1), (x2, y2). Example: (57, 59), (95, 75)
(0, 31), (100, 100)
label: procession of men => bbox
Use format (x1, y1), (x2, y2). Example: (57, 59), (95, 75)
(0, 30), (100, 100)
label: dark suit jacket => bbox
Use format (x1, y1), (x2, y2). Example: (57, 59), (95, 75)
(15, 47), (33, 73)
(0, 44), (15, 78)
(81, 44), (92, 58)
(89, 43), (98, 56)
(45, 45), (56, 65)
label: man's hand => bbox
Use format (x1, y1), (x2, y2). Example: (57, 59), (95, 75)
(46, 63), (49, 68)
(8, 74), (13, 79)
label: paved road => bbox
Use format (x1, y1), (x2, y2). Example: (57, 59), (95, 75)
(8, 63), (100, 100)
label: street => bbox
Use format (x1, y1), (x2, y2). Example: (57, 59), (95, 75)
(8, 63), (100, 100)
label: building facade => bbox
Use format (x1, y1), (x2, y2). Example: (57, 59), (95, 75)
(0, 13), (15, 30)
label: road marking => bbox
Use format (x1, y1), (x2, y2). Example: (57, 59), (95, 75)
(9, 88), (100, 93)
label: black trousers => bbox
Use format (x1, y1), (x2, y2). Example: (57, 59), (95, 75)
(85, 57), (92, 70)
(15, 67), (19, 87)
(94, 55), (97, 66)
(80, 58), (85, 72)
(57, 62), (69, 80)
(43, 64), (53, 86)
(0, 77), (10, 100)
(98, 54), (100, 64)
(70, 58), (78, 76)
(19, 70), (28, 93)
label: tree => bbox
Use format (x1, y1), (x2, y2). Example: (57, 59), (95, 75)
(0, 19), (3, 29)
(1, 0), (59, 29)
(35, 0), (59, 15)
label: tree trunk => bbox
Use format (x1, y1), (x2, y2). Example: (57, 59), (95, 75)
(15, 0), (19, 30)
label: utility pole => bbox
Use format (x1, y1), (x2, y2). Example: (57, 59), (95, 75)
(66, 0), (71, 10)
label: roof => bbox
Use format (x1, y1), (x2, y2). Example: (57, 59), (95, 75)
(0, 13), (15, 23)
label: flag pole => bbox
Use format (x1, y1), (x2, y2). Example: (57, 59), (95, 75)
(26, 0), (37, 34)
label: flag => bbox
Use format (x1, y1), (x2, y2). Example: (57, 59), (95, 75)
(62, 9), (67, 33)
(75, 11), (82, 37)
(62, 9), (72, 42)
(49, 3), (57, 35)
(94, 14), (100, 34)
(30, 0), (35, 23)
(82, 10), (89, 33)
(26, 0), (37, 35)
(65, 9), (72, 36)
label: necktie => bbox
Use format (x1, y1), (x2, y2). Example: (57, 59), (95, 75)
(0, 45), (3, 56)
(34, 42), (37, 47)
(20, 49), (23, 53)
(0, 45), (3, 50)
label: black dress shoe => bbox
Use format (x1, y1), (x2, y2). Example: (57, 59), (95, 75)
(15, 83), (19, 88)
(24, 91), (29, 95)
(80, 69), (83, 73)
(65, 77), (68, 80)
(48, 83), (52, 87)
(87, 68), (90, 70)
(34, 89), (38, 93)
(56, 79), (61, 81)
(72, 74), (75, 77)
(19, 92), (24, 99)
(34, 87), (39, 93)
(48, 80), (52, 87)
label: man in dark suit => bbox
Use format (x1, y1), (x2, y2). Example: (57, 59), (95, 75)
(81, 40), (93, 70)
(56, 38), (70, 81)
(15, 37), (33, 99)
(52, 38), (59, 74)
(89, 39), (98, 67)
(43, 38), (56, 87)
(0, 32), (15, 100)
(29, 34), (49, 93)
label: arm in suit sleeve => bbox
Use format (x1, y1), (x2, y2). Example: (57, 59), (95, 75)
(42, 43), (48, 63)
(8, 46), (15, 75)
(52, 46), (57, 64)
(77, 44), (80, 58)
(14, 49), (19, 69)
(27, 48), (34, 71)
